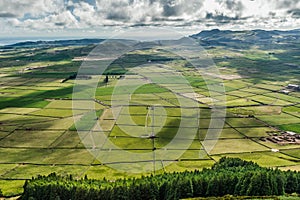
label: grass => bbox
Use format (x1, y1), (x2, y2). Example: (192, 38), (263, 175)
(281, 149), (300, 159)
(22, 117), (75, 130)
(1, 42), (300, 197)
(226, 90), (256, 98)
(163, 160), (215, 172)
(212, 151), (299, 167)
(254, 83), (284, 91)
(42, 149), (95, 165)
(209, 139), (269, 154)
(257, 113), (300, 125)
(0, 114), (55, 125)
(248, 95), (291, 106)
(0, 148), (50, 163)
(45, 100), (105, 110)
(0, 180), (25, 196)
(30, 108), (78, 118)
(0, 107), (40, 114)
(0, 164), (18, 176)
(69, 110), (103, 131)
(0, 97), (50, 109)
(228, 106), (282, 116)
(2, 164), (89, 179)
(235, 127), (276, 137)
(84, 165), (135, 180)
(199, 128), (244, 140)
(0, 130), (65, 148)
(240, 87), (271, 95)
(225, 98), (260, 107)
(49, 131), (81, 148)
(225, 117), (266, 128)
(265, 93), (300, 103)
(282, 106), (300, 117)
(134, 83), (168, 94)
(102, 137), (153, 150)
(278, 124), (300, 133)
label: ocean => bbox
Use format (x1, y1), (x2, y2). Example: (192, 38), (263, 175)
(0, 36), (85, 46)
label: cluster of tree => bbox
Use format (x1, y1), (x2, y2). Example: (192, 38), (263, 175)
(61, 73), (92, 83)
(22, 157), (300, 200)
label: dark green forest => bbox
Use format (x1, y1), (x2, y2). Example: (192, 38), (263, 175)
(21, 157), (300, 200)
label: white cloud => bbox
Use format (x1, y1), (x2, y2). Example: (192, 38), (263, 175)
(0, 0), (64, 18)
(0, 0), (299, 37)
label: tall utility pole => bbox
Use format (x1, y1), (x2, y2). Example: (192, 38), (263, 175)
(145, 106), (156, 175)
(146, 106), (156, 175)
(151, 106), (155, 174)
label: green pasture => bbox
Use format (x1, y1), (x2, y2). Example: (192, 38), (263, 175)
(283, 106), (300, 117)
(209, 139), (269, 154)
(240, 87), (271, 95)
(257, 113), (300, 125)
(0, 42), (300, 197)
(225, 98), (260, 107)
(226, 117), (266, 128)
(278, 124), (300, 133)
(265, 93), (300, 103)
(199, 128), (244, 140)
(228, 106), (282, 116)
(248, 95), (291, 106)
(163, 160), (215, 172)
(1, 164), (89, 179)
(236, 127), (276, 137)
(0, 130), (64, 148)
(212, 151), (299, 167)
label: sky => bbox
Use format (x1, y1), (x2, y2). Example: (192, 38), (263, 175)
(0, 0), (300, 39)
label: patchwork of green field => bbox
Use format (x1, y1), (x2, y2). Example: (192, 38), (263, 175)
(281, 148), (300, 159)
(235, 127), (277, 138)
(228, 106), (282, 116)
(278, 124), (300, 133)
(225, 117), (266, 128)
(257, 113), (300, 125)
(199, 128), (244, 140)
(239, 87), (271, 95)
(254, 139), (300, 150)
(209, 139), (269, 154)
(212, 151), (299, 167)
(0, 130), (65, 148)
(225, 98), (260, 107)
(283, 106), (300, 117)
(248, 95), (292, 106)
(0, 43), (300, 197)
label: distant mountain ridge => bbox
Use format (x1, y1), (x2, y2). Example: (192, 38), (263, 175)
(1, 38), (105, 49)
(190, 29), (300, 48)
(2, 29), (300, 49)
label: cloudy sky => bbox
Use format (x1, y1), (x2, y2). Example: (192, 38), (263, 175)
(0, 0), (300, 39)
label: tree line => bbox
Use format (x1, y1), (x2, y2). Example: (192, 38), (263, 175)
(22, 157), (300, 200)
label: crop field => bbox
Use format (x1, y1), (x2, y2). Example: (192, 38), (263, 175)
(0, 41), (299, 197)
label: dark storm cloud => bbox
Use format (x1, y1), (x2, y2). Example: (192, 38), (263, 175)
(162, 0), (180, 17)
(161, 0), (203, 17)
(224, 0), (244, 11)
(153, 17), (184, 22)
(288, 9), (300, 18)
(276, 0), (299, 9)
(205, 13), (239, 21)
(106, 12), (130, 21)
(55, 22), (66, 26)
(0, 12), (17, 18)
(1, 0), (300, 33)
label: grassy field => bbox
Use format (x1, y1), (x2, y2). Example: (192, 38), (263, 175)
(0, 41), (299, 197)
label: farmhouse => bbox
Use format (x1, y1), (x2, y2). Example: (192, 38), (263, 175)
(280, 89), (290, 94)
(265, 131), (300, 145)
(286, 84), (300, 91)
